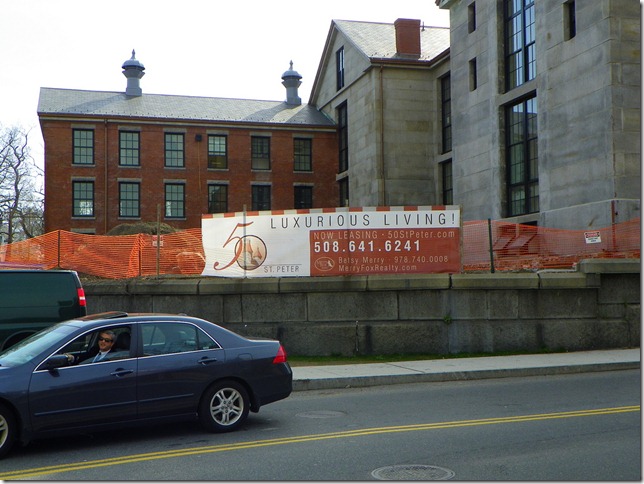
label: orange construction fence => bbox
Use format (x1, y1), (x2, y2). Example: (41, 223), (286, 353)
(0, 219), (639, 279)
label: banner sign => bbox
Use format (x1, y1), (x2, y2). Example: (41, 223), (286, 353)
(201, 206), (461, 278)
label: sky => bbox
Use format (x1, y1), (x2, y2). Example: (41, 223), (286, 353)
(1, 0), (449, 166)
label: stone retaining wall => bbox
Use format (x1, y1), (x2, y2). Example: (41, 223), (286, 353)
(82, 259), (641, 356)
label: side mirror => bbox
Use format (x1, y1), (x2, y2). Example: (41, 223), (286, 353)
(44, 354), (71, 370)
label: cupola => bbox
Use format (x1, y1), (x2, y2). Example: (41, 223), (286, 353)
(281, 61), (302, 106)
(122, 50), (145, 97)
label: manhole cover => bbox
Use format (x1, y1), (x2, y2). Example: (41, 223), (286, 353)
(296, 410), (346, 419)
(372, 465), (455, 480)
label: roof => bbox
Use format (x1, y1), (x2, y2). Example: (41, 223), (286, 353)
(37, 88), (335, 127)
(333, 19), (449, 62)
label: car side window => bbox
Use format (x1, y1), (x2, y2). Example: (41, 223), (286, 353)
(141, 322), (219, 356)
(57, 326), (132, 365)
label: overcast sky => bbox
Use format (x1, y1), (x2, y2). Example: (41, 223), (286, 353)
(1, 0), (449, 164)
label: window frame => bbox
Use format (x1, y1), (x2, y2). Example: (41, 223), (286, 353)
(441, 160), (453, 205)
(164, 133), (185, 168)
(119, 181), (140, 218)
(337, 102), (348, 173)
(72, 180), (95, 217)
(72, 129), (94, 165)
(207, 183), (228, 214)
(251, 136), (271, 170)
(251, 185), (271, 211)
(207, 134), (228, 169)
(506, 96), (539, 217)
(504, 0), (536, 91)
(119, 131), (140, 167)
(440, 74), (452, 154)
(294, 185), (313, 209)
(336, 47), (345, 91)
(164, 183), (185, 218)
(294, 138), (312, 172)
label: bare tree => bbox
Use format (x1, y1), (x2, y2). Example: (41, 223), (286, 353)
(0, 125), (44, 243)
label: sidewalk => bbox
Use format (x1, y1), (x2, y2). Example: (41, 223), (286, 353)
(291, 348), (640, 391)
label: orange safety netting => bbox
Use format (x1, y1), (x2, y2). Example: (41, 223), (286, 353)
(0, 219), (639, 279)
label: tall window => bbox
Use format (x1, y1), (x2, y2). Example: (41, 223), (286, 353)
(251, 185), (271, 211)
(336, 47), (345, 90)
(338, 178), (349, 207)
(441, 161), (453, 205)
(72, 181), (94, 217)
(294, 186), (313, 209)
(73, 129), (94, 165)
(165, 133), (184, 168)
(294, 138), (312, 171)
(119, 182), (140, 218)
(440, 75), (452, 154)
(165, 183), (185, 218)
(564, 1), (576, 40)
(506, 96), (538, 216)
(469, 58), (478, 91)
(468, 2), (477, 33)
(505, 0), (536, 91)
(208, 135), (227, 169)
(251, 136), (270, 170)
(208, 184), (228, 213)
(119, 131), (140, 166)
(338, 102), (348, 173)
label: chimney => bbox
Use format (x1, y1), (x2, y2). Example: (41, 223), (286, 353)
(122, 50), (145, 97)
(394, 18), (421, 57)
(281, 61), (302, 106)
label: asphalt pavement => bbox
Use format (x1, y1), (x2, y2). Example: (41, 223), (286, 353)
(291, 348), (640, 391)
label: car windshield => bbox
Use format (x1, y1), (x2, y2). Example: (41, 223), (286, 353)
(0, 323), (77, 367)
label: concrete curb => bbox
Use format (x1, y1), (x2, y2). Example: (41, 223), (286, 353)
(291, 349), (641, 391)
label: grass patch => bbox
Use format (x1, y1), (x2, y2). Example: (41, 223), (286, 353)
(287, 348), (560, 367)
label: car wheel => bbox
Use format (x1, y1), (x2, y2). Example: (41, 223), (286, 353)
(199, 380), (250, 433)
(0, 404), (16, 459)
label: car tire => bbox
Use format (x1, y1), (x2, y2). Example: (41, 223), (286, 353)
(199, 380), (250, 433)
(0, 404), (16, 459)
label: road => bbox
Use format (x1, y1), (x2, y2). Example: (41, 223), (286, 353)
(1, 369), (640, 480)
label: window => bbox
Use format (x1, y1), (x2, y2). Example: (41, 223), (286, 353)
(165, 183), (185, 218)
(506, 96), (538, 216)
(72, 181), (94, 217)
(339, 178), (349, 207)
(73, 129), (94, 165)
(119, 182), (140, 218)
(336, 47), (345, 90)
(208, 184), (228, 213)
(338, 102), (348, 173)
(251, 185), (271, 211)
(208, 135), (227, 169)
(469, 58), (478, 91)
(440, 75), (452, 154)
(564, 1), (576, 40)
(294, 186), (313, 209)
(294, 138), (312, 171)
(441, 160), (453, 205)
(504, 0), (536, 91)
(141, 322), (219, 356)
(251, 136), (270, 170)
(165, 133), (184, 168)
(119, 131), (140, 166)
(468, 2), (476, 33)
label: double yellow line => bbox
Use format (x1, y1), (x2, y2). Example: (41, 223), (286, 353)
(1, 405), (639, 479)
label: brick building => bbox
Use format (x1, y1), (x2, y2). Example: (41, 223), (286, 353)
(38, 54), (338, 234)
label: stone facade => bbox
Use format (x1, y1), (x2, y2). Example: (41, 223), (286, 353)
(439, 0), (640, 229)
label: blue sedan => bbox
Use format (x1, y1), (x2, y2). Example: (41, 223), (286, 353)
(0, 312), (292, 458)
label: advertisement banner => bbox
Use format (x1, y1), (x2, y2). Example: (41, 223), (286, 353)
(201, 206), (461, 278)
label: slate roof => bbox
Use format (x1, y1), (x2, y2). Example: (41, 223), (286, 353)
(333, 19), (450, 62)
(37, 88), (335, 127)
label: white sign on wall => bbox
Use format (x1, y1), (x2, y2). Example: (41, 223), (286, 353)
(201, 206), (461, 278)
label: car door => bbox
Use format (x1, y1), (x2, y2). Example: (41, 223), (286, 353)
(136, 321), (225, 419)
(28, 327), (137, 434)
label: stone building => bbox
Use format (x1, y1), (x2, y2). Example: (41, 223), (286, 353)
(436, 0), (640, 229)
(38, 54), (337, 235)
